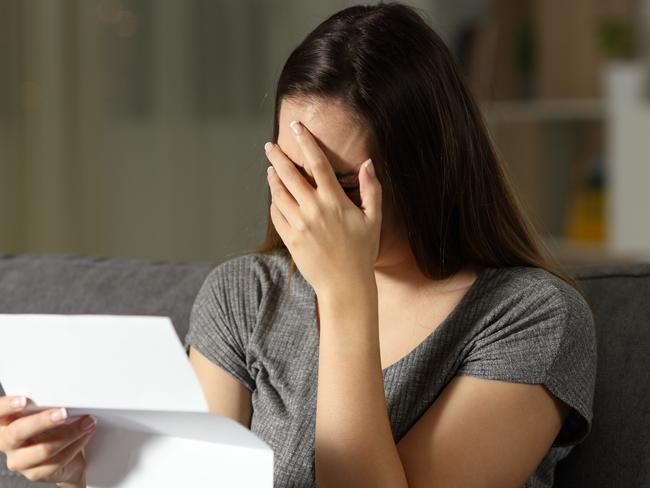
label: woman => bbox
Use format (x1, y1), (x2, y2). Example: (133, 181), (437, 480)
(0, 3), (596, 487)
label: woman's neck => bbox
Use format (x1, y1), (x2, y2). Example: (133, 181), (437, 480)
(373, 244), (477, 300)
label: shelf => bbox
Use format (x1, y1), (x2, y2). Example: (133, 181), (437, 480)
(481, 99), (603, 123)
(544, 236), (648, 266)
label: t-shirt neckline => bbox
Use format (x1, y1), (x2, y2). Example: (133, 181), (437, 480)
(380, 266), (491, 373)
(307, 265), (492, 374)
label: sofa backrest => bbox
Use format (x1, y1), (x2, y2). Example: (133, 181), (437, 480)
(0, 254), (212, 340)
(554, 264), (650, 487)
(0, 255), (648, 487)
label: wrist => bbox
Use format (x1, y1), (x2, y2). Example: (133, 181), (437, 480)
(317, 275), (376, 302)
(316, 275), (377, 312)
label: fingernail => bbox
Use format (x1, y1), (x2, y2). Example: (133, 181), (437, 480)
(363, 158), (375, 178)
(264, 142), (273, 152)
(267, 165), (274, 176)
(50, 408), (67, 423)
(290, 120), (303, 135)
(81, 416), (97, 431)
(10, 396), (26, 410)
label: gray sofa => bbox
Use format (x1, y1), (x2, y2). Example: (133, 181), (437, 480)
(0, 255), (648, 487)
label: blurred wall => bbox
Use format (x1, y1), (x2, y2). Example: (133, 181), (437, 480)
(2, 0), (648, 264)
(0, 0), (444, 263)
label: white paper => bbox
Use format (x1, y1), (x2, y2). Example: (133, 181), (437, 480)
(0, 314), (273, 487)
(0, 314), (206, 412)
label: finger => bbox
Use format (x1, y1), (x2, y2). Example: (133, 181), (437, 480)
(58, 448), (86, 485)
(267, 166), (302, 229)
(269, 201), (291, 244)
(264, 142), (315, 207)
(19, 428), (94, 484)
(288, 120), (343, 199)
(0, 396), (28, 426)
(7, 416), (96, 472)
(358, 158), (382, 223)
(2, 408), (69, 450)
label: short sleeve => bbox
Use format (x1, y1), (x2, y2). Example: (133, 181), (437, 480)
(184, 257), (257, 392)
(457, 276), (597, 448)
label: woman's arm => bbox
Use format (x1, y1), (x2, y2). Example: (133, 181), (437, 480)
(263, 120), (400, 485)
(314, 276), (408, 487)
(188, 346), (253, 428)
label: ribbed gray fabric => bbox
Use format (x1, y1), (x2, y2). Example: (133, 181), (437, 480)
(183, 251), (596, 487)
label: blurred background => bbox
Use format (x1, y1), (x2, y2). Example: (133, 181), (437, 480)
(0, 0), (649, 265)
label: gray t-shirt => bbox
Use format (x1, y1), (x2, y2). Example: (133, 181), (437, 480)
(184, 251), (596, 487)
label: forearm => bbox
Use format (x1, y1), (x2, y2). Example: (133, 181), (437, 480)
(314, 276), (408, 487)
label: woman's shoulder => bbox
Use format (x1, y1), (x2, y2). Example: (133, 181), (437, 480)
(198, 250), (307, 304)
(203, 250), (292, 285)
(460, 265), (597, 448)
(468, 265), (597, 361)
(479, 265), (592, 322)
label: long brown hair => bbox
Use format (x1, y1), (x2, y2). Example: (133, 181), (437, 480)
(255, 2), (570, 288)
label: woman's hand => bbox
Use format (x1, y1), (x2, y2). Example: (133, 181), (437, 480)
(0, 395), (96, 486)
(264, 120), (382, 295)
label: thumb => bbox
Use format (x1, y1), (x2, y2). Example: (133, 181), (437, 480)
(358, 158), (381, 224)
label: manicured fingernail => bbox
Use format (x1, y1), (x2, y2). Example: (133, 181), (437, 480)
(264, 142), (273, 152)
(267, 165), (274, 176)
(81, 416), (97, 431)
(363, 158), (375, 178)
(290, 120), (303, 135)
(10, 396), (26, 410)
(50, 408), (67, 423)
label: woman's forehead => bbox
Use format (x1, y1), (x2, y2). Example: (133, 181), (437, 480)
(277, 98), (371, 177)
